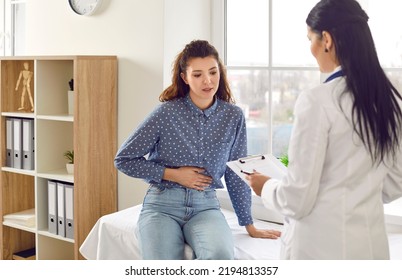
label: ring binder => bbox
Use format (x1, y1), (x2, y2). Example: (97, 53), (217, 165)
(22, 118), (35, 170)
(239, 154), (265, 163)
(57, 182), (66, 237)
(6, 117), (14, 167)
(65, 183), (74, 239)
(13, 118), (23, 169)
(48, 180), (58, 235)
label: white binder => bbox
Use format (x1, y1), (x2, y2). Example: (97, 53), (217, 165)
(22, 118), (35, 170)
(65, 183), (74, 239)
(57, 182), (66, 237)
(6, 117), (14, 167)
(48, 180), (58, 234)
(12, 118), (22, 169)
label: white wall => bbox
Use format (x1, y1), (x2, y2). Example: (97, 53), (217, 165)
(24, 0), (212, 210)
(163, 0), (211, 87)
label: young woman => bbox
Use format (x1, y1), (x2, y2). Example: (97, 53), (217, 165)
(247, 0), (402, 259)
(115, 40), (281, 260)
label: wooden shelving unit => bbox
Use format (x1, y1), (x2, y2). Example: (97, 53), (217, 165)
(0, 56), (117, 259)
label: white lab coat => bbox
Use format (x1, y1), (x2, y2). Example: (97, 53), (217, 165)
(262, 73), (402, 259)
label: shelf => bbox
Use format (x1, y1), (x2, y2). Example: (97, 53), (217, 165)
(37, 168), (74, 183)
(37, 114), (73, 122)
(1, 112), (34, 118)
(38, 230), (75, 244)
(36, 234), (74, 260)
(1, 167), (35, 176)
(3, 221), (36, 233)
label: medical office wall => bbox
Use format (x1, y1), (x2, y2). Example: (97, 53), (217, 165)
(22, 0), (213, 210)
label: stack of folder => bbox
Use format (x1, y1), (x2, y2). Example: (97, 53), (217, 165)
(3, 208), (36, 228)
(48, 180), (74, 239)
(6, 117), (35, 170)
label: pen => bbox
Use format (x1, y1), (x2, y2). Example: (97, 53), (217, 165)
(241, 170), (253, 175)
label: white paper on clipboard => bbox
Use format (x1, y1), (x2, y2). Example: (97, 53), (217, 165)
(226, 154), (287, 186)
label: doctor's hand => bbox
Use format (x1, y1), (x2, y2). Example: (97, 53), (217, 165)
(245, 171), (271, 196)
(245, 224), (281, 239)
(163, 166), (212, 191)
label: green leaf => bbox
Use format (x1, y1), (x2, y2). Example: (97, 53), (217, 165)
(63, 150), (74, 164)
(279, 153), (288, 167)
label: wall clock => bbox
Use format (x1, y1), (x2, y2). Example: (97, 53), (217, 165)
(68, 0), (103, 16)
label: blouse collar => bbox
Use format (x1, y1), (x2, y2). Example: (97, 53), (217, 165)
(324, 66), (344, 83)
(184, 94), (218, 117)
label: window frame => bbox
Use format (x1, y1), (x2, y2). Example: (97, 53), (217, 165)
(1, 0), (26, 56)
(213, 0), (320, 155)
(212, 0), (402, 156)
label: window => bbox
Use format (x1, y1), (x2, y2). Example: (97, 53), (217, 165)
(12, 1), (26, 55)
(0, 0), (26, 56)
(223, 0), (402, 157)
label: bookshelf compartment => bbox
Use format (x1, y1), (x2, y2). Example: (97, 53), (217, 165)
(36, 119), (73, 174)
(0, 56), (117, 260)
(37, 234), (74, 260)
(35, 60), (74, 116)
(36, 177), (74, 240)
(1, 226), (35, 260)
(1, 172), (35, 216)
(0, 60), (35, 113)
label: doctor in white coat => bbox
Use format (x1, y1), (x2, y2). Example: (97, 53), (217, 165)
(247, 0), (402, 259)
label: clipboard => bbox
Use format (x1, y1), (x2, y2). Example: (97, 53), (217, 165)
(226, 154), (287, 186)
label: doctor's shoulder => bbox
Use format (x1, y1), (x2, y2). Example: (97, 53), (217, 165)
(301, 79), (347, 107)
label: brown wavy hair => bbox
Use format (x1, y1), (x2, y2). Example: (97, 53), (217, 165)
(159, 40), (234, 104)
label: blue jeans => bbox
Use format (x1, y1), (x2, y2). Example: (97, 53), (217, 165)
(136, 185), (234, 260)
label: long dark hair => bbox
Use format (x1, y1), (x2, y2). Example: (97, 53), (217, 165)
(306, 0), (402, 163)
(159, 39), (234, 103)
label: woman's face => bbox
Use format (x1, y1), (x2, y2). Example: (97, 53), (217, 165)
(307, 26), (339, 73)
(181, 55), (220, 110)
(307, 26), (326, 72)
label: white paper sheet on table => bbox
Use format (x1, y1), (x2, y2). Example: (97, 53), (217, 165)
(227, 154), (287, 186)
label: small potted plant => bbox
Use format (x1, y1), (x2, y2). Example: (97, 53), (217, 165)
(68, 78), (74, 115)
(279, 153), (288, 167)
(64, 150), (74, 174)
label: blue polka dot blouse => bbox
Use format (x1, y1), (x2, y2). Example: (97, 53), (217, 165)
(114, 94), (253, 226)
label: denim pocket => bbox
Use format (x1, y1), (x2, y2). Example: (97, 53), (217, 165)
(146, 184), (166, 195)
(202, 188), (217, 199)
(202, 189), (220, 209)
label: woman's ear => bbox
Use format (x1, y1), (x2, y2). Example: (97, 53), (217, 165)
(322, 31), (333, 52)
(180, 72), (189, 84)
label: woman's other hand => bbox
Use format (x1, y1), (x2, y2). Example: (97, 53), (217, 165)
(245, 224), (281, 239)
